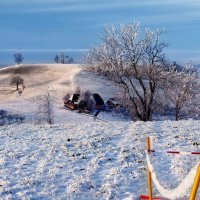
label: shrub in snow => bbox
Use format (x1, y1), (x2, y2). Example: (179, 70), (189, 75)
(164, 65), (200, 120)
(0, 109), (25, 125)
(6, 114), (14, 124)
(14, 114), (26, 123)
(0, 110), (7, 125)
(0, 109), (7, 120)
(33, 87), (56, 125)
(0, 120), (5, 126)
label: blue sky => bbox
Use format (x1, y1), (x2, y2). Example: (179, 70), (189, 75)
(0, 0), (200, 63)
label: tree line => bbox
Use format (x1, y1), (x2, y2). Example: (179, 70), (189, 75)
(12, 52), (74, 65)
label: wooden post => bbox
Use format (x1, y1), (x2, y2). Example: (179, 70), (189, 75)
(146, 137), (151, 152)
(146, 137), (153, 200)
(189, 164), (200, 200)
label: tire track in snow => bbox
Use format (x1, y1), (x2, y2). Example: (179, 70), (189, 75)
(65, 122), (121, 199)
(114, 121), (152, 199)
(65, 122), (129, 199)
(95, 122), (130, 199)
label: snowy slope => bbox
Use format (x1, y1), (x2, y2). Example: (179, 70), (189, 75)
(0, 64), (117, 119)
(0, 64), (200, 199)
(0, 119), (199, 199)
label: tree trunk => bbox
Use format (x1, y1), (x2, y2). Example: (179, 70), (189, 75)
(175, 103), (180, 121)
(146, 82), (156, 121)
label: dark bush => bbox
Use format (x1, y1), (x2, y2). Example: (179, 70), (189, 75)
(15, 114), (25, 123)
(0, 109), (25, 125)
(7, 115), (14, 124)
(0, 109), (7, 120)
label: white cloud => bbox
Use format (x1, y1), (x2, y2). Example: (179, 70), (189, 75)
(1, 0), (200, 14)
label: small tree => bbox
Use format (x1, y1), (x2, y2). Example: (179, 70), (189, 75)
(164, 67), (199, 120)
(10, 75), (24, 90)
(56, 52), (74, 64)
(60, 52), (65, 64)
(34, 87), (56, 125)
(65, 55), (74, 64)
(14, 52), (24, 64)
(54, 55), (60, 63)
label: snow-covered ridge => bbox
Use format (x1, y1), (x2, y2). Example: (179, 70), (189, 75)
(0, 119), (199, 199)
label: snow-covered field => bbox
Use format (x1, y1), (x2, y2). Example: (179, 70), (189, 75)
(0, 119), (199, 199)
(0, 64), (199, 199)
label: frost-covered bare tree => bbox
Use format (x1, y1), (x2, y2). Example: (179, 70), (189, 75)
(34, 87), (56, 125)
(84, 22), (171, 121)
(164, 67), (199, 120)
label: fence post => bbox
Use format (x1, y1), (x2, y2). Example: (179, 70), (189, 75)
(146, 137), (153, 200)
(189, 164), (200, 200)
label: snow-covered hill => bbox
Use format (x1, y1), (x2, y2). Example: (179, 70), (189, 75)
(0, 119), (199, 199)
(0, 64), (117, 118)
(0, 64), (116, 101)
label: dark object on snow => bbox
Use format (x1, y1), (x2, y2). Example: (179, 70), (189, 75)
(106, 98), (119, 109)
(94, 110), (101, 120)
(93, 94), (106, 120)
(93, 93), (106, 109)
(69, 94), (80, 102)
(0, 109), (8, 120)
(77, 100), (88, 112)
(64, 94), (80, 110)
